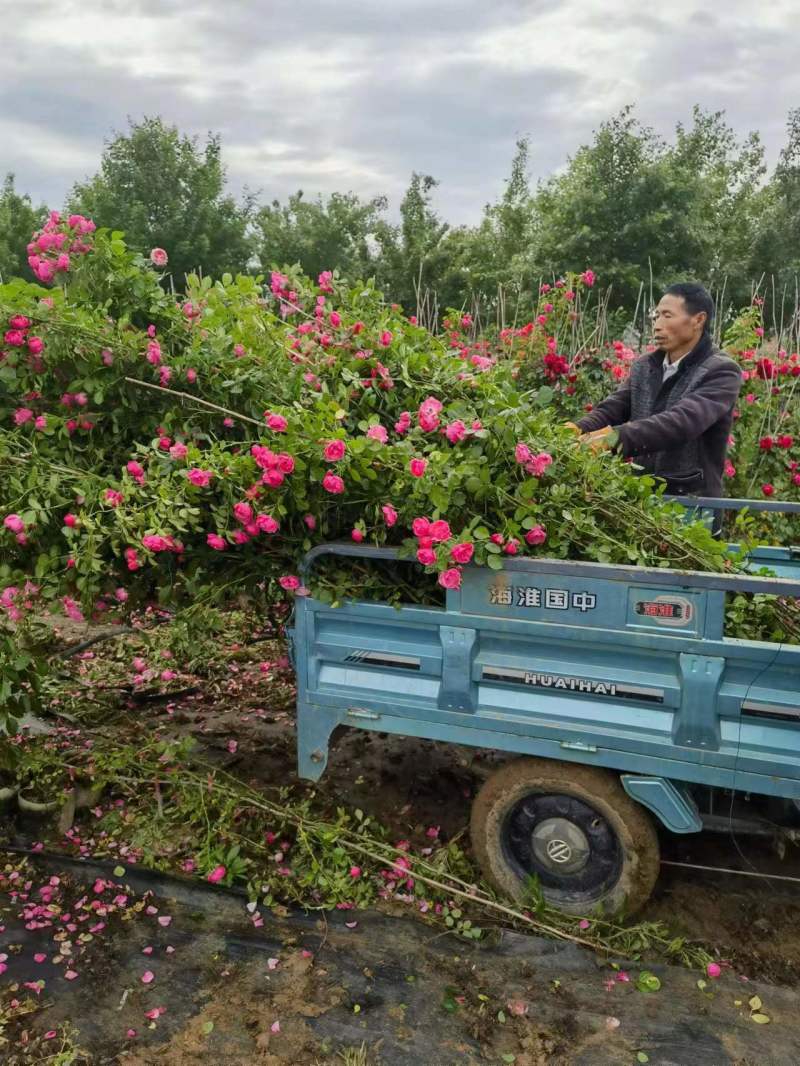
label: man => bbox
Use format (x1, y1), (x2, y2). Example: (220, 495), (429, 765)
(571, 282), (742, 499)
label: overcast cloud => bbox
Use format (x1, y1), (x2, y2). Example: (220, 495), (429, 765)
(2, 0), (800, 224)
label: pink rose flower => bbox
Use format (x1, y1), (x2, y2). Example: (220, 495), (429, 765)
(429, 520), (451, 542)
(206, 865), (226, 883)
(525, 525), (547, 546)
(380, 330), (392, 347)
(3, 514), (24, 534)
(265, 412), (288, 432)
(13, 407), (34, 425)
(366, 424), (388, 444)
(323, 439), (346, 462)
(322, 471), (345, 494)
(445, 420), (466, 443)
(149, 248), (168, 267)
(186, 468), (213, 487)
(412, 517), (431, 537)
(450, 542), (474, 564)
(438, 568), (462, 590)
(169, 442), (188, 460)
(515, 442), (532, 464)
(279, 575), (300, 590)
(382, 504), (398, 527)
(526, 452), (553, 477)
(409, 458), (427, 477)
(233, 502), (253, 525)
(206, 533), (227, 550)
(142, 534), (171, 552)
(416, 548), (436, 565)
(256, 514), (279, 534)
(351, 528), (364, 542)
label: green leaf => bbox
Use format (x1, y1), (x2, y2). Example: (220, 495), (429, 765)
(486, 555), (504, 570)
(636, 971), (661, 993)
(636, 1054), (649, 1064)
(501, 1056), (517, 1064)
(748, 995), (762, 1011)
(113, 865), (126, 878)
(201, 1021), (214, 1035)
(751, 1013), (770, 1024)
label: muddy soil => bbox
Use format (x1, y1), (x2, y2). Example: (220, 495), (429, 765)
(4, 621), (800, 1063)
(166, 678), (800, 985)
(2, 851), (799, 1065)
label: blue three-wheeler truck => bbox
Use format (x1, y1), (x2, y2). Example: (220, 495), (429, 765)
(290, 498), (800, 915)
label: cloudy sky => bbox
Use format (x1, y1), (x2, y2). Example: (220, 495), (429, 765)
(3, 0), (800, 224)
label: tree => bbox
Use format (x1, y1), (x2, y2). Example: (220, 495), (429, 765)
(671, 107), (766, 308)
(749, 108), (800, 305)
(532, 108), (707, 309)
(373, 173), (452, 311)
(255, 189), (387, 280)
(0, 174), (47, 282)
(70, 117), (254, 283)
(453, 138), (538, 320)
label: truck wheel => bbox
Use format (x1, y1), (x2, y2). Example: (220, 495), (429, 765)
(470, 757), (659, 917)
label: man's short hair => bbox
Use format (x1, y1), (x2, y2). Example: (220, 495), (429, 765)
(664, 282), (714, 334)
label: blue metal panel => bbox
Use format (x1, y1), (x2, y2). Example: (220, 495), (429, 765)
(672, 654), (725, 749)
(294, 544), (800, 812)
(438, 626), (478, 712)
(621, 776), (703, 833)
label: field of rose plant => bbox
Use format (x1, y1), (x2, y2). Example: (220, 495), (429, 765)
(3, 214), (800, 1061)
(1, 213), (800, 735)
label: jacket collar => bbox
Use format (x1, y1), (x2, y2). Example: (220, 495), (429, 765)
(649, 333), (712, 374)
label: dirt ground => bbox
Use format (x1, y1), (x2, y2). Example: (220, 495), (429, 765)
(3, 620), (800, 1062)
(167, 681), (800, 986)
(3, 849), (800, 1065)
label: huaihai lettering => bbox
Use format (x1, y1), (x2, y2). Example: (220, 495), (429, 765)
(523, 672), (616, 696)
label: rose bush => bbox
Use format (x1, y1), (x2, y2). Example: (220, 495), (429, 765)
(1, 225), (799, 731)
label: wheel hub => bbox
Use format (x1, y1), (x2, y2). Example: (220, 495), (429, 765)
(531, 817), (590, 875)
(501, 791), (623, 904)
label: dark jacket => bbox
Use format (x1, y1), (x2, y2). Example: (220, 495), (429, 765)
(576, 335), (743, 498)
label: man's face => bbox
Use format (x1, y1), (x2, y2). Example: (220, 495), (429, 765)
(653, 294), (706, 353)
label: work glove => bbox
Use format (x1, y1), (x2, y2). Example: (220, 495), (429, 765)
(577, 426), (619, 453)
(563, 421), (581, 436)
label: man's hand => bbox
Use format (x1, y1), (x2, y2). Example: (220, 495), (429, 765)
(577, 426), (619, 453)
(563, 421), (581, 436)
